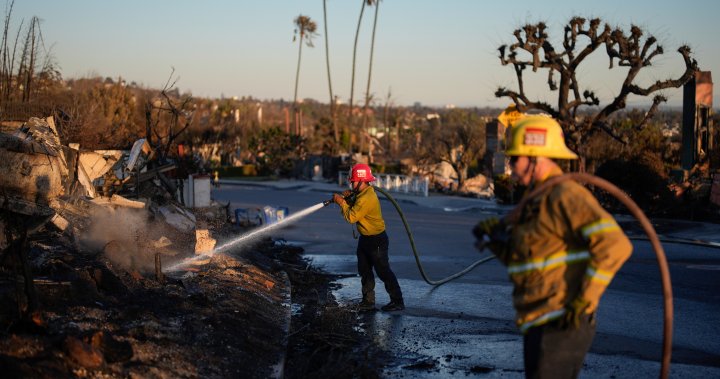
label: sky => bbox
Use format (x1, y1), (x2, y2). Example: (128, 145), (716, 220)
(10, 0), (720, 109)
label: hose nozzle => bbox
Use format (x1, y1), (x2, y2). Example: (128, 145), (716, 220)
(323, 192), (354, 207)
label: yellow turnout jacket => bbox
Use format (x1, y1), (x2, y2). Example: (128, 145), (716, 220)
(492, 169), (632, 333)
(339, 186), (385, 236)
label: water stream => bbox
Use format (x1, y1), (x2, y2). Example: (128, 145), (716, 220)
(164, 202), (326, 272)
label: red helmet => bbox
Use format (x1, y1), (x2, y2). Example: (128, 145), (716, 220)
(348, 163), (376, 182)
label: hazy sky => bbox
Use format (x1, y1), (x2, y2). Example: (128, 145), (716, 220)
(12, 0), (720, 108)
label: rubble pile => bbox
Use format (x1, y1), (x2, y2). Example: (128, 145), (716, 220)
(0, 117), (67, 217)
(0, 118), (294, 377)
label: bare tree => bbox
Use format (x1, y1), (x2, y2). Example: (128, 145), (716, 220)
(496, 17), (697, 167)
(145, 68), (194, 161)
(382, 86), (394, 156)
(0, 5), (56, 105)
(0, 0), (17, 102)
(416, 110), (485, 189)
(292, 15), (318, 136)
(18, 16), (40, 102)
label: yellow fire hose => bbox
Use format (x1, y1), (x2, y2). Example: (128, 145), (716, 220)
(374, 173), (672, 379)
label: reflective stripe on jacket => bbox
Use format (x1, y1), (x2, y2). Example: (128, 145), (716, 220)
(340, 186), (385, 236)
(492, 170), (632, 333)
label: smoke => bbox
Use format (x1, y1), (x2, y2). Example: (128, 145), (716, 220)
(80, 206), (187, 273)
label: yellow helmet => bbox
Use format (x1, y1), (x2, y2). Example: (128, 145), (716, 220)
(505, 115), (578, 160)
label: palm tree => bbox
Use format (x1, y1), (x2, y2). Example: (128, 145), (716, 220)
(349, 0), (372, 152)
(362, 0), (380, 161)
(292, 15), (317, 136)
(322, 0), (339, 152)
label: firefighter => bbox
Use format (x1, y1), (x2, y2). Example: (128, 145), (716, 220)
(332, 163), (405, 312)
(473, 115), (632, 378)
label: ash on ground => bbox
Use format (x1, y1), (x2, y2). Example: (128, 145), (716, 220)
(1, 213), (388, 378)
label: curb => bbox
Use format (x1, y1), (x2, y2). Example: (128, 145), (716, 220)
(217, 179), (288, 189)
(270, 269), (292, 379)
(628, 235), (720, 249)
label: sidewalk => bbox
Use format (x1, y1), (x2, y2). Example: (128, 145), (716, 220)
(617, 215), (720, 246)
(218, 178), (509, 212)
(218, 178), (720, 246)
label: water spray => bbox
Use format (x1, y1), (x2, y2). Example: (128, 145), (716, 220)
(214, 202), (326, 254)
(164, 201), (328, 273)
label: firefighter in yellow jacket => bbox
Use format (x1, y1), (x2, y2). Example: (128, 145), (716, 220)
(333, 163), (405, 312)
(474, 115), (632, 379)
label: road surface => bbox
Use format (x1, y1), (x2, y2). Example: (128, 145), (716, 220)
(213, 182), (720, 378)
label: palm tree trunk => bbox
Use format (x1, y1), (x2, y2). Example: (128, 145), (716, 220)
(349, 0), (367, 152)
(293, 32), (304, 136)
(362, 1), (380, 159)
(323, 0), (339, 152)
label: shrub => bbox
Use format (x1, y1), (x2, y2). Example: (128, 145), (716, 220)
(594, 153), (675, 216)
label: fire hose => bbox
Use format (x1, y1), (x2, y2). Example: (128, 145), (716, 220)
(371, 173), (673, 379)
(371, 186), (497, 286)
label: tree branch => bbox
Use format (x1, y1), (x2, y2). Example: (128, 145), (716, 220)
(497, 17), (697, 157)
(638, 94), (667, 129)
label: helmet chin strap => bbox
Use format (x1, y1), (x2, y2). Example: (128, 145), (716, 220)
(526, 157), (538, 187)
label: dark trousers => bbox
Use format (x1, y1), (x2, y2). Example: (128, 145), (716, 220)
(523, 314), (596, 379)
(356, 231), (403, 304)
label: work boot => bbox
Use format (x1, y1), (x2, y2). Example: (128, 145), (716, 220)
(357, 300), (376, 312)
(381, 300), (405, 312)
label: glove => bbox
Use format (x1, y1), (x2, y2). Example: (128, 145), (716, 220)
(340, 190), (357, 205)
(562, 297), (591, 329)
(473, 217), (500, 239)
(332, 193), (345, 205)
(472, 217), (509, 253)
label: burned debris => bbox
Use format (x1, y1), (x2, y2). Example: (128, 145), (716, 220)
(0, 117), (299, 377)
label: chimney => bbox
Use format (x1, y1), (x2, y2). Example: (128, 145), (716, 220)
(681, 71), (714, 171)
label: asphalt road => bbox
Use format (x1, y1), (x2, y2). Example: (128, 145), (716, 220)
(213, 183), (720, 378)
